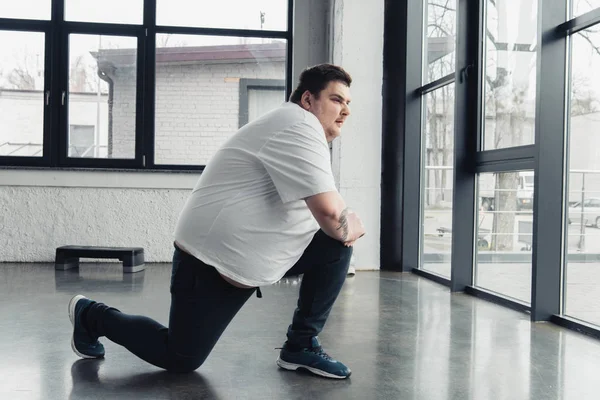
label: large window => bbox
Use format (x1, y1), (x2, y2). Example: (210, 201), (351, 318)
(0, 1), (50, 20)
(65, 0), (143, 24)
(564, 26), (600, 325)
(0, 30), (46, 157)
(475, 171), (534, 303)
(418, 1), (457, 279)
(424, 0), (456, 83)
(421, 84), (455, 278)
(156, 0), (288, 31)
(482, 0), (537, 150)
(68, 34), (138, 160)
(0, 0), (292, 170)
(385, 0), (600, 338)
(457, 0), (540, 306)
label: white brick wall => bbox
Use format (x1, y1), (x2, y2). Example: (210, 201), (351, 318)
(0, 92), (44, 148)
(0, 91), (108, 156)
(107, 61), (285, 165)
(110, 66), (137, 159)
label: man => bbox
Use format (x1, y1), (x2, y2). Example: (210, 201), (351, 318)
(67, 64), (366, 380)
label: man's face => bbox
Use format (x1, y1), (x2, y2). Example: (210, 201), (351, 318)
(300, 81), (351, 142)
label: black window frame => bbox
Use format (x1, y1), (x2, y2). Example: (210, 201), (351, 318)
(383, 0), (600, 338)
(0, 0), (294, 171)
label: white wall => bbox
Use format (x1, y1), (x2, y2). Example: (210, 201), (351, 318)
(331, 0), (384, 270)
(0, 186), (188, 262)
(0, 170), (199, 262)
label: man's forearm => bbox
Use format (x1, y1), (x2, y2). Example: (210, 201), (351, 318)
(305, 191), (365, 243)
(335, 208), (351, 242)
(318, 207), (362, 242)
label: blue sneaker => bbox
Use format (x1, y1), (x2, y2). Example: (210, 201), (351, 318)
(277, 337), (351, 379)
(68, 295), (105, 359)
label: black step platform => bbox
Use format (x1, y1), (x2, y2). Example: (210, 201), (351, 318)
(55, 246), (145, 273)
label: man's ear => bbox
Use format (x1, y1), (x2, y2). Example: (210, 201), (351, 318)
(300, 90), (312, 110)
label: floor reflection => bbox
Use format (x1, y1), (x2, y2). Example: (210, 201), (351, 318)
(0, 265), (599, 399)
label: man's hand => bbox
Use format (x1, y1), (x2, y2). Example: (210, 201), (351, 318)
(343, 233), (365, 247)
(343, 234), (365, 247)
(337, 209), (365, 246)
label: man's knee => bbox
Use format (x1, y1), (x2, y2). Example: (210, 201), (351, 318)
(166, 354), (207, 373)
(325, 235), (353, 271)
(317, 230), (353, 257)
(331, 235), (353, 260)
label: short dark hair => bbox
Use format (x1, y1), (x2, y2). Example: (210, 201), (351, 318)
(289, 64), (352, 104)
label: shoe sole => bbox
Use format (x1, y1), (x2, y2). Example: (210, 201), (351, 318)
(276, 357), (350, 379)
(68, 295), (97, 359)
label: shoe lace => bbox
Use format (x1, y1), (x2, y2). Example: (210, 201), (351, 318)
(309, 346), (333, 361)
(276, 345), (335, 362)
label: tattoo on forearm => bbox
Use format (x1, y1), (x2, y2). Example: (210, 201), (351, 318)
(336, 208), (350, 241)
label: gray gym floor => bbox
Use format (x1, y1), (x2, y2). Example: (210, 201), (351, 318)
(1, 263), (600, 400)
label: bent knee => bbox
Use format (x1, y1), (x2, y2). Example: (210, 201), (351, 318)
(167, 362), (202, 374)
(319, 231), (353, 254)
(336, 240), (353, 259)
(166, 355), (206, 373)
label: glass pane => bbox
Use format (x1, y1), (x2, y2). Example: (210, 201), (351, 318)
(157, 0), (288, 31)
(564, 29), (600, 325)
(424, 0), (457, 83)
(248, 88), (286, 121)
(68, 35), (137, 159)
(0, 31), (45, 157)
(572, 1), (600, 18)
(0, 1), (50, 20)
(65, 0), (143, 24)
(421, 83), (455, 278)
(482, 0), (537, 150)
(475, 171), (534, 303)
(154, 34), (286, 166)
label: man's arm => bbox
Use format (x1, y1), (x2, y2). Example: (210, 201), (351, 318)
(305, 191), (366, 244)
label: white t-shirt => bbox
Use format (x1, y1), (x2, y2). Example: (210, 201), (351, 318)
(174, 102), (338, 287)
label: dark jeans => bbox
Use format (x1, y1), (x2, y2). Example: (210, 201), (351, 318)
(85, 230), (352, 373)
